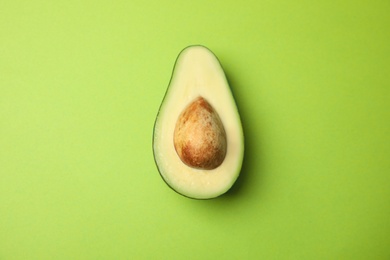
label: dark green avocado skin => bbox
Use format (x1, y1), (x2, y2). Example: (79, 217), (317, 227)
(152, 45), (243, 200)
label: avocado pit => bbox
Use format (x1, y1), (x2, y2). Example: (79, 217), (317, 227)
(174, 96), (227, 170)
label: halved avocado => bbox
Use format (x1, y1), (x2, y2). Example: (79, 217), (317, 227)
(153, 45), (244, 199)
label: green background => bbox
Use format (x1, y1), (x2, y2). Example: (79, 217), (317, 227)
(1, 1), (389, 259)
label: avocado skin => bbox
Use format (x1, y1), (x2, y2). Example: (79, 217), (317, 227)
(152, 45), (244, 200)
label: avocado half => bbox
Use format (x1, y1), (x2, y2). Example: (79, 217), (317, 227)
(153, 45), (244, 199)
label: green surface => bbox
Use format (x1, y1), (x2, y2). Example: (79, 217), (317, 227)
(1, 0), (389, 259)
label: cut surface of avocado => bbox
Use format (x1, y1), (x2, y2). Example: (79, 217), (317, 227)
(153, 45), (244, 199)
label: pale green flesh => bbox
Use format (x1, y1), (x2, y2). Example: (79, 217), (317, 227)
(153, 46), (244, 199)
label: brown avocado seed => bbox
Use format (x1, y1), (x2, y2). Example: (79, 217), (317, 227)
(173, 96), (227, 170)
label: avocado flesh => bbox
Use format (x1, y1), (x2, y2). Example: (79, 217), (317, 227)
(153, 46), (244, 199)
